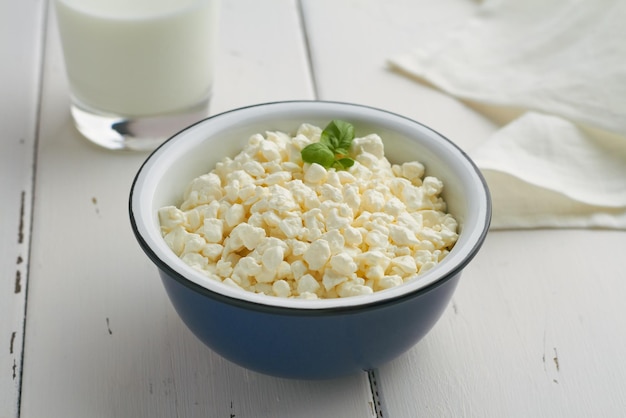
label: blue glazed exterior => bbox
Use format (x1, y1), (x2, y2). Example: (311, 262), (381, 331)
(159, 266), (461, 379)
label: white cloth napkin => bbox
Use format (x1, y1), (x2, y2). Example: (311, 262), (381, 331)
(389, 0), (626, 229)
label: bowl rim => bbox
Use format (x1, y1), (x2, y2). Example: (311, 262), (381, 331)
(129, 100), (491, 314)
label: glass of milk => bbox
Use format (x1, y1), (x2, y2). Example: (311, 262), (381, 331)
(54, 0), (219, 151)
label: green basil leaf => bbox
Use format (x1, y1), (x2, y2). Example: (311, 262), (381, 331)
(335, 157), (355, 170)
(301, 143), (336, 168)
(333, 147), (349, 156)
(301, 120), (357, 171)
(321, 120), (355, 151)
(319, 130), (335, 148)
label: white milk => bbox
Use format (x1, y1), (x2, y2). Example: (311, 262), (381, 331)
(55, 0), (218, 117)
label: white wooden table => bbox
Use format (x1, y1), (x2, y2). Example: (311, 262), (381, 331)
(2, 0), (625, 417)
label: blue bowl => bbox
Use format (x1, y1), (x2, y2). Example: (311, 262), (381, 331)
(129, 101), (491, 379)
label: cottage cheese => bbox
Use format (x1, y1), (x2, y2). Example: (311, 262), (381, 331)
(159, 124), (458, 299)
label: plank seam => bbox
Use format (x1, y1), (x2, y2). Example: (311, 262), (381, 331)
(296, 0), (319, 99)
(16, 0), (50, 416)
(367, 369), (387, 418)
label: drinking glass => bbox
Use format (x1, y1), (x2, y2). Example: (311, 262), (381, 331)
(54, 0), (220, 151)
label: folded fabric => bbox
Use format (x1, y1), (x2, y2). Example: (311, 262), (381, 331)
(389, 0), (626, 229)
(472, 112), (626, 229)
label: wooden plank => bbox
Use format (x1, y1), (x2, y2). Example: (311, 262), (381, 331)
(299, 0), (490, 152)
(210, 0), (315, 114)
(0, 1), (47, 417)
(19, 1), (374, 417)
(378, 230), (626, 417)
(303, 0), (626, 416)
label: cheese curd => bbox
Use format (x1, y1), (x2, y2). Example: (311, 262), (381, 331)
(159, 124), (458, 299)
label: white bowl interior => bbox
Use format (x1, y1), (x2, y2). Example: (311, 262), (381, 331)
(131, 101), (490, 309)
